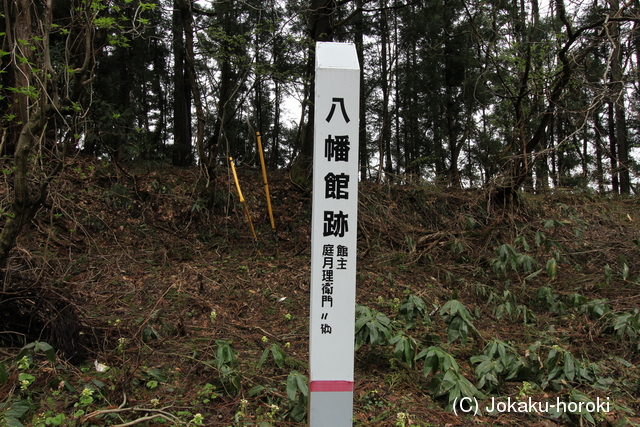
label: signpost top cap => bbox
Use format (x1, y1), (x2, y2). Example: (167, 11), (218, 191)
(316, 42), (360, 70)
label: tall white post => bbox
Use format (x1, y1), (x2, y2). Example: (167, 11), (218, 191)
(309, 41), (360, 427)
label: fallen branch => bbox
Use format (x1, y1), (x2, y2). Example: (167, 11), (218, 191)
(81, 406), (181, 426)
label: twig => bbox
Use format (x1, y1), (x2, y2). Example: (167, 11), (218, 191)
(81, 406), (180, 426)
(112, 412), (178, 427)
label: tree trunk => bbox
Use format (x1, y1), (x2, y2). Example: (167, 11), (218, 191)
(593, 109), (606, 193)
(0, 109), (49, 267)
(271, 80), (281, 169)
(171, 0), (193, 167)
(609, 0), (630, 194)
(380, 0), (393, 180)
(607, 102), (619, 194)
(293, 0), (335, 185)
(355, 0), (368, 181)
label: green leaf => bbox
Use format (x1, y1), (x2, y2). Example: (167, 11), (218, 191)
(257, 347), (270, 369)
(418, 346), (459, 378)
(399, 294), (429, 326)
(622, 263), (630, 281)
(91, 379), (105, 389)
(354, 305), (393, 349)
(34, 341), (56, 364)
(215, 340), (237, 368)
(271, 344), (286, 369)
(546, 258), (557, 279)
(563, 352), (575, 381)
(45, 413), (66, 426)
(568, 390), (596, 424)
(3, 399), (30, 426)
(390, 332), (416, 368)
(286, 371), (307, 401)
(604, 264), (612, 284)
(145, 368), (168, 383)
(289, 398), (307, 422)
(286, 373), (298, 400)
(295, 373), (308, 397)
(248, 385), (265, 397)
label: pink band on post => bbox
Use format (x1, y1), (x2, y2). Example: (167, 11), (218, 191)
(310, 381), (354, 392)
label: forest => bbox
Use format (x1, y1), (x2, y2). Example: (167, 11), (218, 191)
(1, 0), (640, 426)
(2, 0), (640, 262)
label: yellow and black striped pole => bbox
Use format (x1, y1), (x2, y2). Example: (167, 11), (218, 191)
(229, 157), (260, 255)
(255, 132), (279, 257)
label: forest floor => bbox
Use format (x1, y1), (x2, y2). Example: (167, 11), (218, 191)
(2, 156), (640, 426)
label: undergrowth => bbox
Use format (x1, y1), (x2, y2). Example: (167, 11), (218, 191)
(2, 158), (640, 426)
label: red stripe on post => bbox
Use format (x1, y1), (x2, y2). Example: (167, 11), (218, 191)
(309, 381), (354, 392)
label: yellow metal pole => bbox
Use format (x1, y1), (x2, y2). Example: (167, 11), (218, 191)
(229, 157), (260, 255)
(255, 132), (280, 257)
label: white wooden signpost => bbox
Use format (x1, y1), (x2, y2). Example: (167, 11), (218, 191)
(309, 41), (360, 427)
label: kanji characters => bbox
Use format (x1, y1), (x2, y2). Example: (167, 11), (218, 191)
(325, 172), (349, 199)
(323, 210), (349, 237)
(325, 135), (350, 162)
(325, 98), (350, 123)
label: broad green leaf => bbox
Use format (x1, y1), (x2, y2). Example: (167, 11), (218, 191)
(286, 371), (307, 401)
(257, 347), (270, 368)
(271, 344), (286, 369)
(145, 368), (168, 383)
(4, 399), (30, 426)
(563, 352), (575, 381)
(248, 385), (265, 396)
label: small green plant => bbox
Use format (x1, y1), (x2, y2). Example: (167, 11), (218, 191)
(355, 304), (394, 349)
(471, 340), (528, 392)
(115, 337), (127, 355)
(17, 341), (57, 366)
(547, 389), (605, 425)
(73, 382), (106, 418)
(398, 294), (431, 328)
(516, 381), (535, 399)
(536, 286), (567, 313)
(196, 383), (218, 404)
(285, 371), (308, 422)
(258, 342), (287, 369)
(234, 398), (249, 423)
(607, 309), (640, 351)
(41, 412), (66, 426)
(77, 387), (95, 407)
(535, 231), (562, 252)
(491, 243), (539, 276)
(18, 372), (35, 390)
(0, 342), (60, 426)
(389, 331), (418, 369)
(439, 299), (480, 346)
(542, 345), (598, 390)
(189, 412), (205, 425)
(487, 290), (536, 324)
(395, 411), (411, 427)
(566, 293), (610, 319)
(203, 340), (241, 395)
(416, 346), (484, 411)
